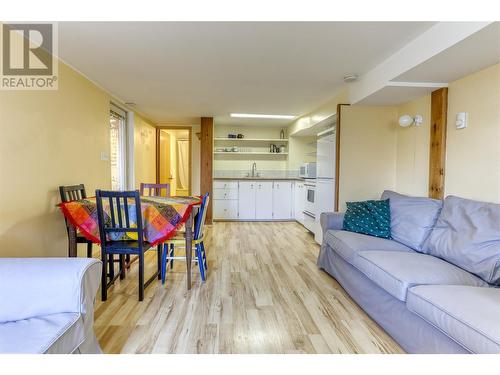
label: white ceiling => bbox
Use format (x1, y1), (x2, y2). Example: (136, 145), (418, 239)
(58, 22), (435, 125)
(394, 22), (500, 83)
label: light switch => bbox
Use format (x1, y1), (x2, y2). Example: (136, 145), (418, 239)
(456, 112), (468, 129)
(100, 151), (110, 161)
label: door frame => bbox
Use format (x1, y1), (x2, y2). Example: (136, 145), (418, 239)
(156, 126), (192, 196)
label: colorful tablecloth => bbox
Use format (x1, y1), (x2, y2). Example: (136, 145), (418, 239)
(59, 196), (201, 245)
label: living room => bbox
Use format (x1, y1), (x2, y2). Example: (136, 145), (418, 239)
(1, 1), (500, 373)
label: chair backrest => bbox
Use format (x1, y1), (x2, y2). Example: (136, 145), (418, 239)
(95, 190), (144, 248)
(59, 184), (87, 202)
(194, 193), (210, 241)
(140, 183), (170, 197)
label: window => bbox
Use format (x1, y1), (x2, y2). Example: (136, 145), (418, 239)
(109, 104), (127, 190)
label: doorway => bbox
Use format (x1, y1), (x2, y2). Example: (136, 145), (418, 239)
(157, 128), (191, 196)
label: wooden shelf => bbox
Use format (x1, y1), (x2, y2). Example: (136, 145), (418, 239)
(214, 151), (288, 155)
(214, 138), (289, 142)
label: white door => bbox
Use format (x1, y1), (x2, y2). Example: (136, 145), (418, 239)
(273, 181), (293, 220)
(238, 181), (256, 219)
(255, 181), (273, 220)
(294, 182), (305, 224)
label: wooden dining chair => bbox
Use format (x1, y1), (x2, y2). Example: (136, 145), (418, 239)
(140, 183), (170, 197)
(161, 193), (209, 285)
(59, 184), (93, 258)
(95, 189), (161, 301)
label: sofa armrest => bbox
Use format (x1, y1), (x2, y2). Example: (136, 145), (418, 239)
(320, 212), (345, 233)
(0, 258), (101, 323)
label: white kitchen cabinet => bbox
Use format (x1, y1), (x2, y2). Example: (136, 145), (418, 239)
(294, 181), (305, 224)
(238, 181), (257, 219)
(213, 180), (239, 220)
(255, 181), (273, 220)
(272, 181), (293, 220)
(214, 200), (238, 220)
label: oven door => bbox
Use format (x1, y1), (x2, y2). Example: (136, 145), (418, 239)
(304, 184), (316, 217)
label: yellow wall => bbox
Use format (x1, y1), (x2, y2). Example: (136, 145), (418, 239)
(445, 63), (500, 203)
(395, 94), (431, 196)
(338, 106), (398, 210)
(134, 114), (157, 188)
(0, 62), (111, 257)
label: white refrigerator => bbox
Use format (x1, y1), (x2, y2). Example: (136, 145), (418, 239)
(315, 127), (336, 244)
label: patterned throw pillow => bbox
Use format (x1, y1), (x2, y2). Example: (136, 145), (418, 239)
(343, 199), (392, 239)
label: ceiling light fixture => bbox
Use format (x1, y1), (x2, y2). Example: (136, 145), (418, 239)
(343, 74), (358, 83)
(230, 113), (296, 120)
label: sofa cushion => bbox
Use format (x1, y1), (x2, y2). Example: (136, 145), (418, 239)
(354, 251), (488, 302)
(324, 229), (413, 264)
(0, 312), (84, 354)
(381, 190), (442, 252)
(343, 199), (392, 239)
(407, 285), (500, 353)
(422, 195), (500, 285)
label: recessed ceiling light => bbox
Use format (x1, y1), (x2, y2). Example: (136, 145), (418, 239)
(230, 113), (296, 120)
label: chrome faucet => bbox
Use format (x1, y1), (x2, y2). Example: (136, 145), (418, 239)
(251, 162), (258, 177)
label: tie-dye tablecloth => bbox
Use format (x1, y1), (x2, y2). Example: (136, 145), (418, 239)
(59, 196), (201, 245)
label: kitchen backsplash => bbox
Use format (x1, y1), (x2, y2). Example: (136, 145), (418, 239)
(214, 169), (299, 178)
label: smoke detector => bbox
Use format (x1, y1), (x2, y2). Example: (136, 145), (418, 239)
(343, 74), (358, 83)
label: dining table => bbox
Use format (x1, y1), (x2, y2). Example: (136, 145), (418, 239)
(59, 195), (202, 290)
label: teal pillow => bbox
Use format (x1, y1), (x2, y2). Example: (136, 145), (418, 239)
(343, 199), (391, 239)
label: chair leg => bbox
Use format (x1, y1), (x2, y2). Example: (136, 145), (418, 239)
(157, 244), (162, 280)
(87, 242), (93, 258)
(196, 244), (206, 282)
(101, 251), (108, 301)
(138, 253), (145, 301)
(201, 242), (208, 270)
(170, 244), (174, 269)
(125, 254), (131, 269)
(108, 254), (115, 282)
(119, 254), (126, 280)
(161, 244), (167, 285)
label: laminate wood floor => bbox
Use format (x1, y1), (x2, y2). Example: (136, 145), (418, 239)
(94, 222), (404, 354)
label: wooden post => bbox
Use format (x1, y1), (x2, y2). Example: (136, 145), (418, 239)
(429, 88), (448, 199)
(200, 117), (214, 224)
(335, 104), (349, 212)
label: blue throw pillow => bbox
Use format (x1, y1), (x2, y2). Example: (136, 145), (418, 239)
(343, 199), (391, 239)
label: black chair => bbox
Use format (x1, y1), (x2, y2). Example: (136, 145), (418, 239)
(59, 184), (93, 258)
(95, 189), (161, 301)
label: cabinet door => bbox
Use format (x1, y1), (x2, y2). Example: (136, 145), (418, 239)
(214, 200), (238, 220)
(294, 182), (305, 223)
(255, 181), (273, 220)
(273, 181), (293, 220)
(238, 181), (256, 219)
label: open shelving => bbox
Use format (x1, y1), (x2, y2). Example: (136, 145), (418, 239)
(214, 138), (289, 142)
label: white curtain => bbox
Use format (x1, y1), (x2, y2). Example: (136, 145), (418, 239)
(177, 140), (189, 189)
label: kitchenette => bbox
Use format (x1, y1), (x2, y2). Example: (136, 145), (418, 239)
(212, 115), (337, 244)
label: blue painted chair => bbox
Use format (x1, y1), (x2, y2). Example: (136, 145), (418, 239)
(161, 193), (209, 285)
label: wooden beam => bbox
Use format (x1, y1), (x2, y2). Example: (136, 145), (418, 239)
(335, 104), (349, 211)
(429, 87), (448, 199)
(200, 117), (214, 224)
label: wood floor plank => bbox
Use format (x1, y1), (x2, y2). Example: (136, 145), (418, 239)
(94, 222), (404, 354)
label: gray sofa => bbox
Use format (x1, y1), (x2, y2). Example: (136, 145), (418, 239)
(317, 190), (500, 354)
(0, 258), (102, 354)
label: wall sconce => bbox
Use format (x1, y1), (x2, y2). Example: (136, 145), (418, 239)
(398, 114), (423, 127)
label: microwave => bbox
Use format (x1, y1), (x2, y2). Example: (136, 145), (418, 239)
(299, 162), (317, 179)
